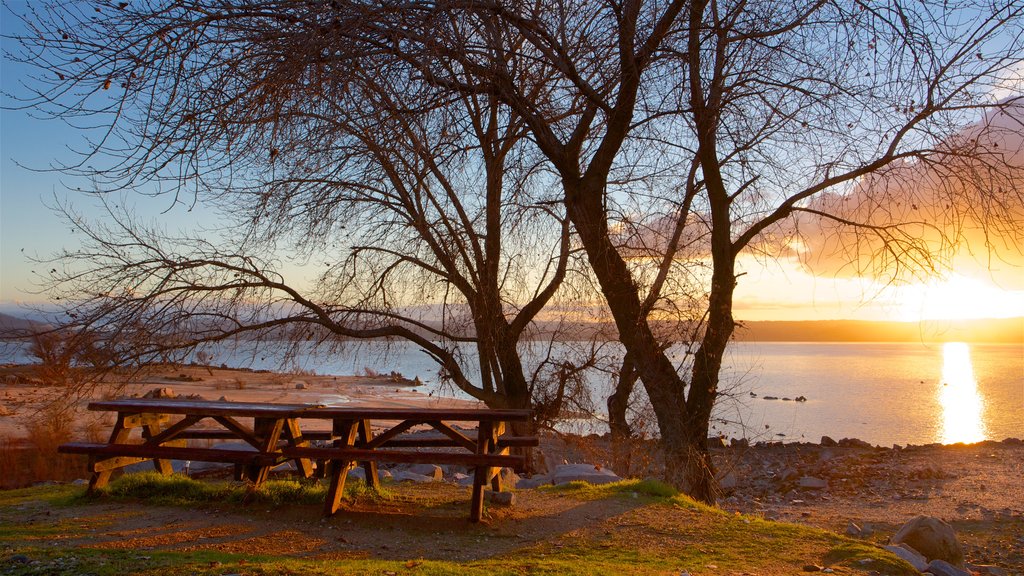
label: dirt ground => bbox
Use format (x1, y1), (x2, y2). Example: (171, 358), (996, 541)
(1, 363), (1022, 573)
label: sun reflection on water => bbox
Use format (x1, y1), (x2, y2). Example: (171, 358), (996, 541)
(939, 342), (986, 444)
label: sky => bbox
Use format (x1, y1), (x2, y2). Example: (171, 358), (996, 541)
(2, 5), (1023, 324)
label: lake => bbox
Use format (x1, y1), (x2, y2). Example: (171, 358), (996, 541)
(3, 339), (1020, 446)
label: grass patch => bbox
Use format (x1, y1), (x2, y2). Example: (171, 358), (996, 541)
(0, 483), (80, 507)
(96, 472), (389, 507)
(541, 478), (678, 500)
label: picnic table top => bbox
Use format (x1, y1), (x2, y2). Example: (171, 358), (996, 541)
(86, 399), (532, 421)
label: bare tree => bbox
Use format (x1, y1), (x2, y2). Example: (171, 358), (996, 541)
(6, 1), (582, 429)
(9, 0), (1022, 503)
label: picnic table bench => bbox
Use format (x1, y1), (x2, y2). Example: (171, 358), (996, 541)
(58, 399), (536, 521)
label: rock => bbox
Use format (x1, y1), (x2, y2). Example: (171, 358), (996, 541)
(488, 491), (516, 506)
(143, 387), (175, 399)
(294, 382), (306, 389)
(891, 515), (964, 567)
(820, 436), (837, 447)
(456, 474), (475, 487)
(718, 471), (738, 490)
(9, 554), (30, 564)
(391, 471), (437, 483)
(965, 564), (1008, 576)
(798, 476), (828, 489)
(802, 565), (824, 572)
(730, 437), (749, 449)
(925, 559), (972, 576)
(498, 467), (519, 489)
(837, 437), (872, 449)
(451, 472), (470, 484)
(406, 464), (443, 481)
(552, 463), (621, 485)
(883, 544), (929, 572)
(347, 467), (366, 481)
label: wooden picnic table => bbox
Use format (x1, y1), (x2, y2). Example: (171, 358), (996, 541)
(59, 399), (535, 521)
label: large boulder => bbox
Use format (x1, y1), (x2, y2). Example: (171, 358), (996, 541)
(891, 515), (964, 567)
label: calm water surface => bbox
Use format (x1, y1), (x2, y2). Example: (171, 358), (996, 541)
(3, 339), (1020, 446)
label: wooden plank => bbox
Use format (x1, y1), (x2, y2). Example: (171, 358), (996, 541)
(88, 399), (312, 418)
(212, 415), (261, 448)
(363, 420), (420, 449)
(145, 415), (204, 445)
(88, 417), (134, 492)
(280, 446), (525, 470)
(426, 421), (477, 452)
(357, 419), (380, 491)
(249, 417), (286, 485)
(324, 420), (359, 516)
(282, 418), (314, 478)
(90, 455), (149, 472)
(61, 442), (280, 465)
(175, 429), (334, 441)
(306, 407), (532, 422)
(121, 413), (170, 428)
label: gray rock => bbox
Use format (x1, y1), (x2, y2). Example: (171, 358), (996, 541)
(498, 467), (519, 489)
(718, 470), (738, 490)
(71, 478), (88, 486)
(294, 382), (306, 389)
(552, 463), (621, 485)
(488, 491), (516, 506)
(391, 470), (437, 483)
(347, 467), (366, 481)
(891, 515), (964, 567)
(883, 544), (929, 571)
(406, 464), (443, 480)
(820, 436), (837, 446)
(965, 564), (1008, 576)
(798, 476), (828, 489)
(456, 474), (475, 487)
(925, 559), (971, 576)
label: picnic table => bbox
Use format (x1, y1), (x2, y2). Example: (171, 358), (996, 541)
(58, 399), (536, 521)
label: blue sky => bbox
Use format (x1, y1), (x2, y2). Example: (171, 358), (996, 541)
(2, 3), (1022, 322)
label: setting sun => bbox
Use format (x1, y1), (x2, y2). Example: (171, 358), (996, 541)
(894, 274), (1024, 321)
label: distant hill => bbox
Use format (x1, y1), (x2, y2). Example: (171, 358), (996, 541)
(0, 312), (50, 336)
(735, 317), (1023, 343)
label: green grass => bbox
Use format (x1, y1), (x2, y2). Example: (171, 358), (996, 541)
(0, 476), (922, 576)
(92, 472), (389, 507)
(540, 478), (679, 500)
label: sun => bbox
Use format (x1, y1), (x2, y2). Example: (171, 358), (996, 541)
(895, 274), (1024, 321)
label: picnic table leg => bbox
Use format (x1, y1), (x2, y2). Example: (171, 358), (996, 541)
(324, 419), (358, 516)
(88, 414), (133, 493)
(142, 420), (174, 476)
(357, 419), (380, 491)
(249, 417), (285, 486)
(490, 421), (506, 493)
(282, 418), (315, 479)
(470, 420), (500, 522)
